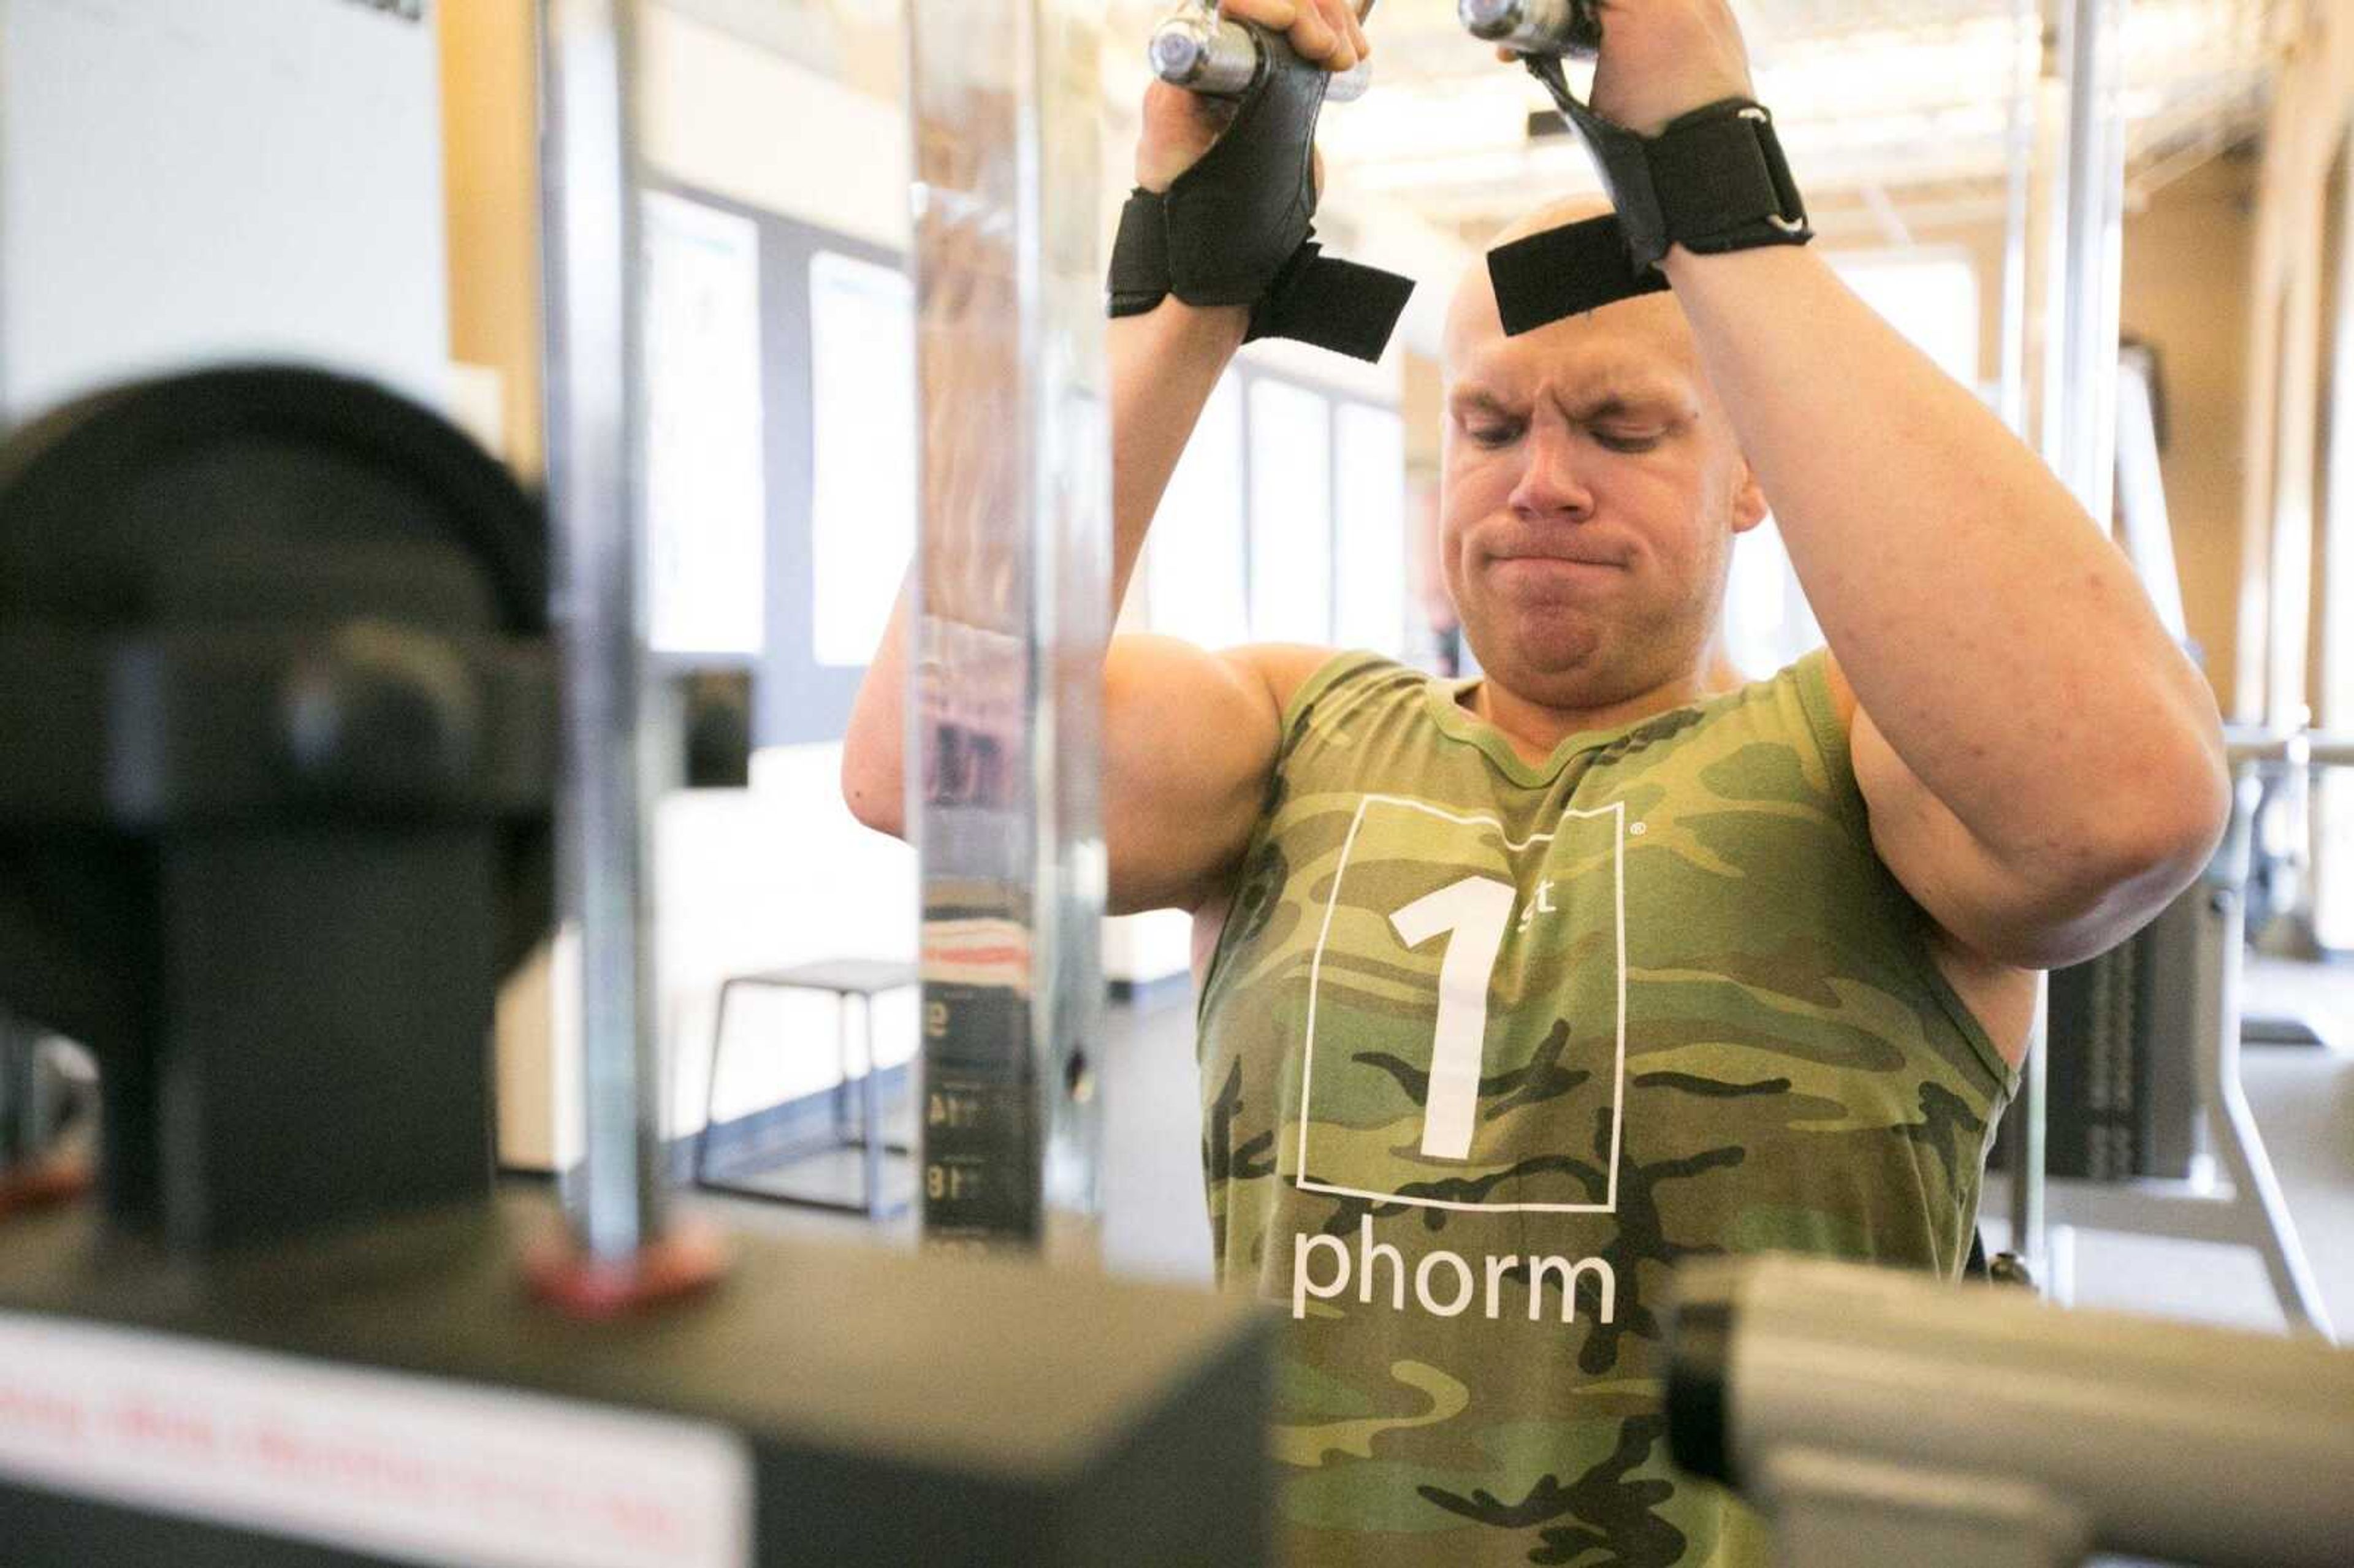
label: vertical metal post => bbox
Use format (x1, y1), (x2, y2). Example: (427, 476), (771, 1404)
(2004, 0), (2124, 1285)
(2317, 150), (2354, 952)
(0, 1014), (39, 1171)
(539, 0), (666, 1263)
(905, 0), (1109, 1258)
(1996, 0), (2041, 439)
(2055, 0), (2127, 530)
(2002, 0), (2065, 1286)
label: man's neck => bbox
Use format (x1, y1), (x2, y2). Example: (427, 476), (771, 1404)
(1469, 666), (1717, 767)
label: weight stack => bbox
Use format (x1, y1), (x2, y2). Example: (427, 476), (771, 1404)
(1995, 882), (2203, 1182)
(2043, 940), (2147, 1179)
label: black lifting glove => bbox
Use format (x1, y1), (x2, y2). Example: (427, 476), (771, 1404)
(1107, 26), (1414, 363)
(1486, 52), (1813, 338)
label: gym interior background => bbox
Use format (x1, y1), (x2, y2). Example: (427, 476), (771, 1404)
(8, 0), (2345, 1289)
(0, 0), (2350, 1558)
(449, 0), (2350, 1317)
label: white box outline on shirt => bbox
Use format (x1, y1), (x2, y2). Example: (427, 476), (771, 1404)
(1293, 794), (1627, 1214)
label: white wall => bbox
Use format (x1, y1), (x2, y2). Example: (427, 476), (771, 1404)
(0, 0), (452, 419)
(661, 747), (919, 1140)
(637, 9), (924, 1143)
(639, 6), (910, 251)
(636, 4), (1209, 1135)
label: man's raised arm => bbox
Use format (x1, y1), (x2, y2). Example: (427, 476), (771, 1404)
(843, 0), (1377, 914)
(1591, 1), (2228, 967)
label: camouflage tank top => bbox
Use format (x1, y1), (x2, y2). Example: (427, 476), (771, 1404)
(1195, 649), (2016, 1568)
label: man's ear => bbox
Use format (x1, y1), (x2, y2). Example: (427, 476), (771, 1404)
(1729, 462), (1769, 535)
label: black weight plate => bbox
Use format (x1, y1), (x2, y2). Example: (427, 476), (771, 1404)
(0, 365), (554, 1037)
(0, 363), (546, 633)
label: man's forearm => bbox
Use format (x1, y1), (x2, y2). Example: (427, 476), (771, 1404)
(1108, 298), (1249, 611)
(1659, 242), (2225, 870)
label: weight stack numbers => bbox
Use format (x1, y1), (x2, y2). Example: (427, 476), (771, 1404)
(920, 983), (1043, 1246)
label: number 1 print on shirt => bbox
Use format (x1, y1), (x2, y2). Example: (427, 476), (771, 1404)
(1388, 875), (1517, 1162)
(1293, 794), (1628, 1215)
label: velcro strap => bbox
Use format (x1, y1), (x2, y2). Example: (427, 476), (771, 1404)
(1646, 102), (1810, 256)
(1108, 188), (1173, 318)
(1486, 214), (1667, 338)
(1246, 244), (1417, 362)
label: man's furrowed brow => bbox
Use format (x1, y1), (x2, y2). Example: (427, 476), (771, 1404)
(1447, 386), (1519, 419)
(1558, 383), (1696, 423)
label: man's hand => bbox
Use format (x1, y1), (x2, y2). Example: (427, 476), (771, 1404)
(1136, 0), (1369, 192)
(1580, 0), (1756, 136)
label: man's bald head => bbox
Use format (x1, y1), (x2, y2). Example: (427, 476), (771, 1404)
(1490, 195), (1618, 249)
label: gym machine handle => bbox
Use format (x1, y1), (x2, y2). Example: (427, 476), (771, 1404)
(1667, 1255), (2354, 1568)
(1459, 0), (1603, 58)
(1151, 3), (1372, 103)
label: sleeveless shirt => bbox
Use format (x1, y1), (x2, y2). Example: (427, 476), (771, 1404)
(1194, 649), (2016, 1567)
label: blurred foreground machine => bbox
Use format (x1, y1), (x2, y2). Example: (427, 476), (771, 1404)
(0, 367), (1270, 1567)
(1667, 1255), (2354, 1568)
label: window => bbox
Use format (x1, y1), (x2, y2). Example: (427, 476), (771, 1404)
(1145, 371), (1249, 648)
(644, 189), (768, 657)
(1725, 251), (1981, 680)
(1249, 378), (1337, 644)
(807, 249), (918, 669)
(1144, 367), (1407, 657)
(1335, 404), (1409, 657)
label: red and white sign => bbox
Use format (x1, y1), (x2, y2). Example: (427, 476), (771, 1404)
(0, 1311), (752, 1568)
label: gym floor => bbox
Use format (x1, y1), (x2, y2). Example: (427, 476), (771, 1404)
(687, 955), (2354, 1335)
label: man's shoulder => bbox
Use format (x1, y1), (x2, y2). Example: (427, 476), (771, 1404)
(1222, 644), (1416, 729)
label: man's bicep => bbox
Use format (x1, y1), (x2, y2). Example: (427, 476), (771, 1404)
(1100, 637), (1321, 915)
(1837, 657), (2179, 970)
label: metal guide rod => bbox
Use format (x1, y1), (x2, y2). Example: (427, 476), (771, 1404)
(2057, 0), (2127, 530)
(2318, 156), (2354, 951)
(2005, 0), (2066, 1285)
(539, 0), (667, 1261)
(1995, 0), (2038, 439)
(2005, 0), (2127, 1284)
(906, 0), (1110, 1256)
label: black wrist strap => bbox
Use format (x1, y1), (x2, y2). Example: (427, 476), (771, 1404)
(1488, 58), (1811, 337)
(1104, 20), (1414, 364)
(1109, 188), (1414, 363)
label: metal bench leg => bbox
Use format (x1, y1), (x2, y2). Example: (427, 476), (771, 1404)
(833, 992), (854, 1143)
(2206, 872), (2335, 1339)
(859, 992), (886, 1222)
(2214, 1071), (2334, 1339)
(693, 980), (740, 1187)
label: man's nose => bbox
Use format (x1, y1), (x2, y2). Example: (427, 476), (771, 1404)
(1506, 419), (1593, 520)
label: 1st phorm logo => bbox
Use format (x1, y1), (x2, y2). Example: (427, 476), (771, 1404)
(1293, 1217), (1617, 1323)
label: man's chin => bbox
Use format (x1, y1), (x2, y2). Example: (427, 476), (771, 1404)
(1463, 618), (1697, 710)
(1465, 608), (1597, 669)
(1462, 630), (1609, 699)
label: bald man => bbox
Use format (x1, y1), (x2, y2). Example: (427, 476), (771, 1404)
(846, 1), (2228, 1562)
